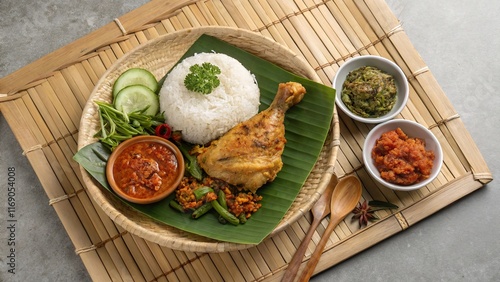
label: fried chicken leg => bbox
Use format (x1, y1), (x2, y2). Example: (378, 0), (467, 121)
(197, 82), (306, 193)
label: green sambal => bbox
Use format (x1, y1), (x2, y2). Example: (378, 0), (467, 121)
(341, 66), (397, 118)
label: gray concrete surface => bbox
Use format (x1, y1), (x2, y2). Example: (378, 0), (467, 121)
(1, 0), (498, 281)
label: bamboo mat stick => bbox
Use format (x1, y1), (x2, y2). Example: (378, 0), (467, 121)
(182, 252), (207, 281)
(298, 0), (344, 63)
(221, 0), (255, 30)
(144, 240), (179, 281)
(253, 0), (299, 53)
(272, 231), (294, 263)
(228, 251), (257, 281)
(198, 1), (230, 26)
(240, 1), (269, 32)
(47, 74), (84, 124)
(14, 97), (49, 148)
(165, 16), (184, 31)
(38, 82), (77, 133)
(159, 247), (193, 281)
(276, 1), (333, 82)
(182, 3), (206, 26)
(74, 63), (96, 98)
(265, 1), (325, 79)
(314, 0), (354, 57)
(132, 236), (166, 281)
(179, 6), (202, 27)
(198, 253), (224, 282)
(328, 1), (374, 55)
(27, 88), (64, 141)
(85, 200), (141, 279)
(248, 247), (270, 277)
(118, 232), (152, 281)
(207, 252), (239, 281)
(173, 11), (194, 29)
(212, 0), (239, 27)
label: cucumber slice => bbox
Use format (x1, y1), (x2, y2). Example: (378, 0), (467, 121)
(112, 68), (159, 98)
(114, 85), (159, 116)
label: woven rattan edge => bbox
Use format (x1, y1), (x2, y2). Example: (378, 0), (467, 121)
(76, 26), (339, 253)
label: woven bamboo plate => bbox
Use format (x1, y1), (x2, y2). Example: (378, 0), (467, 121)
(78, 26), (339, 253)
(0, 0), (492, 281)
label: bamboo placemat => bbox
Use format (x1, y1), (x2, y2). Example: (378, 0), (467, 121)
(0, 0), (492, 281)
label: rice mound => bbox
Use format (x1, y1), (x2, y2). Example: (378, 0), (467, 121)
(159, 52), (260, 144)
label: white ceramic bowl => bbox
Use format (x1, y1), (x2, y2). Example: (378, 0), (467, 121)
(363, 119), (443, 191)
(333, 55), (409, 123)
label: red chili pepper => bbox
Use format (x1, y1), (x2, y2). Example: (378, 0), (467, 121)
(155, 123), (172, 139)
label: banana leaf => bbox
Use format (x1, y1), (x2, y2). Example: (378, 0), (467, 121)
(74, 34), (335, 245)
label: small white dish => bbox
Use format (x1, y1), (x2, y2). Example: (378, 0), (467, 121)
(363, 119), (443, 191)
(333, 55), (409, 123)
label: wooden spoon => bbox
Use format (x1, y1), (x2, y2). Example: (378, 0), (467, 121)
(281, 174), (338, 282)
(297, 175), (362, 282)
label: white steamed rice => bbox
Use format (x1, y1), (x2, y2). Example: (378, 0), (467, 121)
(159, 52), (260, 144)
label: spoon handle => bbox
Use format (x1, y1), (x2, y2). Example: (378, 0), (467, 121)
(297, 215), (343, 282)
(281, 217), (322, 282)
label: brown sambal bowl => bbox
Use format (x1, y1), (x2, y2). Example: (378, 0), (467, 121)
(106, 135), (185, 204)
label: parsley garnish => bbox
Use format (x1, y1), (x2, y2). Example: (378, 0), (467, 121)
(184, 62), (221, 94)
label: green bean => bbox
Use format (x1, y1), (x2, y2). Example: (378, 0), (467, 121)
(193, 186), (214, 200)
(211, 200), (239, 226)
(217, 190), (228, 210)
(238, 214), (247, 224)
(176, 141), (203, 180)
(94, 101), (165, 151)
(218, 215), (227, 225)
(192, 202), (213, 219)
(216, 190), (229, 225)
(169, 200), (185, 213)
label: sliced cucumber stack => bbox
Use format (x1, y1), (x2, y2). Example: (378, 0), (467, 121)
(111, 68), (160, 116)
(114, 85), (159, 116)
(112, 68), (159, 97)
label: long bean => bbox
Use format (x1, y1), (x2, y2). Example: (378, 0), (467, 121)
(193, 186), (214, 200)
(94, 101), (164, 150)
(211, 200), (239, 225)
(175, 141), (203, 180)
(169, 200), (185, 213)
(192, 202), (213, 219)
(217, 190), (228, 210)
(238, 214), (247, 224)
(217, 190), (229, 224)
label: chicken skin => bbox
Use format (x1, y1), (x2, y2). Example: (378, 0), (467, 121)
(197, 82), (306, 193)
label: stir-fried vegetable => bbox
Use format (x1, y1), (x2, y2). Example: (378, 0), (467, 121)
(170, 176), (262, 225)
(341, 66), (397, 118)
(211, 200), (240, 225)
(192, 202), (213, 219)
(175, 141), (203, 181)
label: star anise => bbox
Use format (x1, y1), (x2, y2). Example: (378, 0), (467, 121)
(351, 200), (398, 228)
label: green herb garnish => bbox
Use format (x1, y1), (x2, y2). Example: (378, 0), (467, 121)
(184, 62), (221, 94)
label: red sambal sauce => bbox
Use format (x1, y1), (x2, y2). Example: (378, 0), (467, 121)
(112, 142), (178, 199)
(372, 128), (435, 186)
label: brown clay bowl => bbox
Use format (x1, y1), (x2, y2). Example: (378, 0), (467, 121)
(106, 135), (185, 204)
